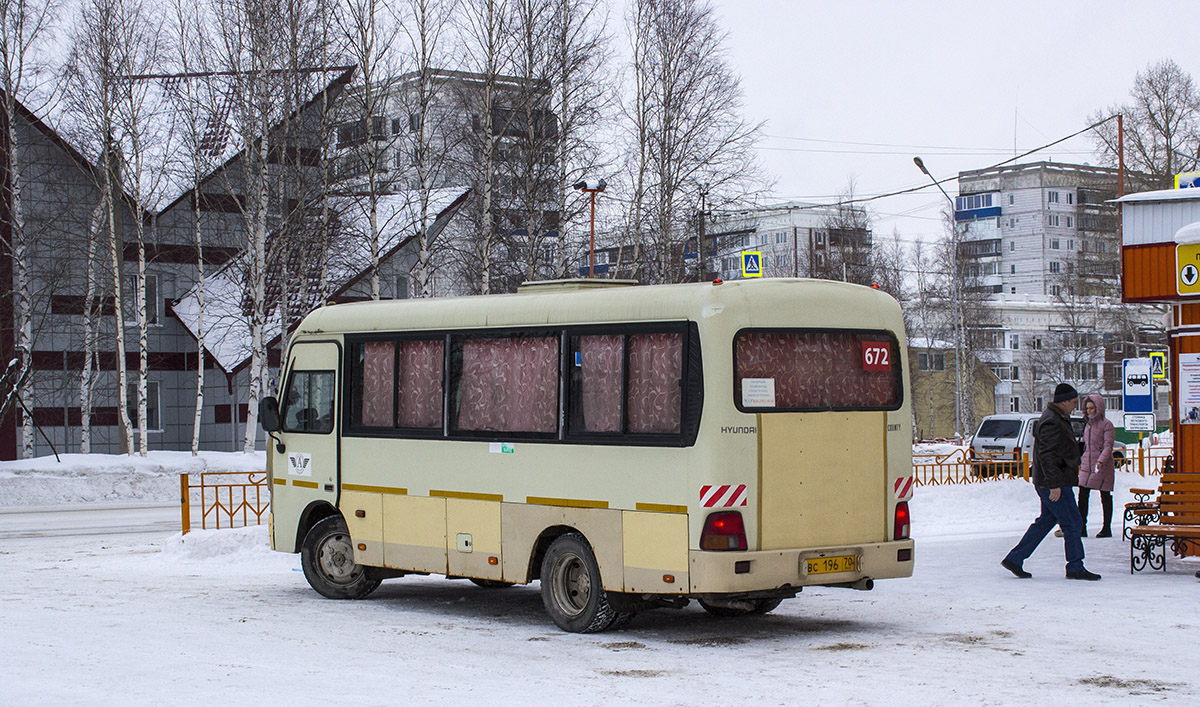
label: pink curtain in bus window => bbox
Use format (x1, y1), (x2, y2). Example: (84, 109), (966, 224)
(580, 335), (622, 432)
(397, 340), (443, 428)
(735, 332), (897, 408)
(457, 337), (559, 433)
(361, 341), (395, 426)
(627, 333), (682, 434)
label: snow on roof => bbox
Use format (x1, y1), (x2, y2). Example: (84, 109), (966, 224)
(1176, 221), (1200, 244)
(1116, 187), (1200, 204)
(50, 68), (354, 213)
(908, 337), (954, 350)
(170, 186), (470, 373)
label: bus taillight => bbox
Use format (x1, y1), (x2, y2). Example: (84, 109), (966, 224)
(700, 511), (748, 551)
(894, 502), (910, 541)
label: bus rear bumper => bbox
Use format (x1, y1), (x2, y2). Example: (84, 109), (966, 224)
(688, 539), (915, 594)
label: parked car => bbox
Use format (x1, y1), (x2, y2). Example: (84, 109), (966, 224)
(969, 414), (1039, 476)
(971, 412), (1127, 476)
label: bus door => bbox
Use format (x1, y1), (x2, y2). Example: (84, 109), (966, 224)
(275, 341), (341, 510)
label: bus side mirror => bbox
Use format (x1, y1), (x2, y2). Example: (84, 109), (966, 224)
(260, 396), (281, 432)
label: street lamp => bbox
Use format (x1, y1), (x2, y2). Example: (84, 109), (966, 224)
(914, 156), (965, 441)
(573, 178), (606, 278)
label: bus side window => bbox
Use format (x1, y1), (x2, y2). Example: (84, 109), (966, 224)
(282, 371), (336, 434)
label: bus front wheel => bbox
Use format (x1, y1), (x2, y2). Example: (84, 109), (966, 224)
(540, 533), (623, 633)
(301, 515), (381, 600)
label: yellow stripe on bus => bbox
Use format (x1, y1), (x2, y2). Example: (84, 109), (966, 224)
(527, 496), (608, 509)
(430, 489), (503, 502)
(292, 480), (319, 489)
(343, 483), (408, 495)
(273, 478), (287, 486)
(635, 502), (687, 514)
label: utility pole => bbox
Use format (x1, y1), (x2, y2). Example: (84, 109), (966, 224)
(914, 156), (965, 440)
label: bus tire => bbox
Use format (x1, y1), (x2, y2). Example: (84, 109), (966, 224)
(469, 578), (515, 589)
(699, 598), (782, 617)
(540, 532), (617, 633)
(301, 515), (381, 600)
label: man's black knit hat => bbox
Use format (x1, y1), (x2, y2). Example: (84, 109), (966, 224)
(1053, 383), (1078, 403)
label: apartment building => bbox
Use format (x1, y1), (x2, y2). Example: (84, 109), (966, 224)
(954, 162), (1166, 422)
(704, 201), (873, 283)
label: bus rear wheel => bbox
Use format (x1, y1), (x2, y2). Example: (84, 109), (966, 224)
(301, 515), (381, 600)
(540, 533), (623, 633)
(699, 598), (782, 617)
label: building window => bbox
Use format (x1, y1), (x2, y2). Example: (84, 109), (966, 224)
(1067, 192), (1074, 205)
(776, 232), (786, 244)
(917, 352), (945, 371)
(1011, 365), (1020, 380)
(1107, 396), (1122, 411)
(1009, 194), (1014, 205)
(1010, 334), (1020, 350)
(1035, 396), (1044, 410)
(1050, 262), (1061, 274)
(1048, 214), (1060, 226)
(1051, 285), (1062, 296)
(1066, 216), (1073, 229)
(1010, 241), (1015, 252)
(1011, 264), (1016, 274)
(126, 381), (161, 432)
(1010, 397), (1021, 413)
(1048, 191), (1059, 204)
(1068, 238), (1074, 250)
(124, 273), (160, 326)
(1050, 238), (1060, 250)
(1033, 366), (1042, 381)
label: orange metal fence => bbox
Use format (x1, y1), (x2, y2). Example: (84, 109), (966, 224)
(179, 470), (270, 534)
(912, 446), (1173, 487)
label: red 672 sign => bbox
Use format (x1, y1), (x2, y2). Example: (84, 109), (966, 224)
(861, 341), (892, 371)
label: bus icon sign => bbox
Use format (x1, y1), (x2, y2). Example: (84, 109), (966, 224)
(742, 251), (762, 278)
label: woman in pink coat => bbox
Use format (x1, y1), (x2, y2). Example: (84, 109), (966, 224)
(1078, 394), (1115, 537)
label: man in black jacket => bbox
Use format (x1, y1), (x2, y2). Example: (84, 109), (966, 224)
(1001, 383), (1101, 581)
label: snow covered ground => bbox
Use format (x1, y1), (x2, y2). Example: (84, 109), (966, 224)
(2, 454), (1199, 705)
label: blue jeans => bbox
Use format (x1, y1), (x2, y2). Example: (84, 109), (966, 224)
(1005, 486), (1085, 573)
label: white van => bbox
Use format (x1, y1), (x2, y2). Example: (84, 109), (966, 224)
(970, 412), (1097, 475)
(969, 414), (1039, 475)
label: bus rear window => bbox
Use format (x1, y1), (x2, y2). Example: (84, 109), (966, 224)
(734, 330), (901, 411)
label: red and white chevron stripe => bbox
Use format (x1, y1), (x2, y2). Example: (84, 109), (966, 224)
(700, 484), (748, 508)
(894, 475), (915, 500)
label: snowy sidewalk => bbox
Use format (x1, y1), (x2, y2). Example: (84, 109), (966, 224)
(3, 478), (1198, 706)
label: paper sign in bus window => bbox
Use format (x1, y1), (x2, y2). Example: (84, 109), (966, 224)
(741, 378), (776, 407)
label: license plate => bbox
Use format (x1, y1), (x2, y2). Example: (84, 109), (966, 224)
(805, 555), (858, 575)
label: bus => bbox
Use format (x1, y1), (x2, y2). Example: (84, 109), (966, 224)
(260, 278), (914, 632)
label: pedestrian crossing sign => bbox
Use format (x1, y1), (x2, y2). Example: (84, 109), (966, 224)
(742, 251), (762, 278)
(1150, 351), (1167, 379)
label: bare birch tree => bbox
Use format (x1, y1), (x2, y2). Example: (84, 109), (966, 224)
(505, 0), (611, 282)
(398, 0), (457, 297)
(460, 0), (513, 294)
(624, 0), (761, 284)
(1089, 58), (1200, 189)
(62, 0), (140, 454)
(1, 0), (57, 457)
(338, 0), (403, 300)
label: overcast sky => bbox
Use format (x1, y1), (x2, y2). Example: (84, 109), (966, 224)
(704, 0), (1199, 245)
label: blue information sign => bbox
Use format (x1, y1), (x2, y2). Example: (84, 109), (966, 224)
(1122, 358), (1153, 415)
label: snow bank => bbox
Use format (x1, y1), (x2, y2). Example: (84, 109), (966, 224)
(0, 451), (266, 507)
(161, 524), (274, 563)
